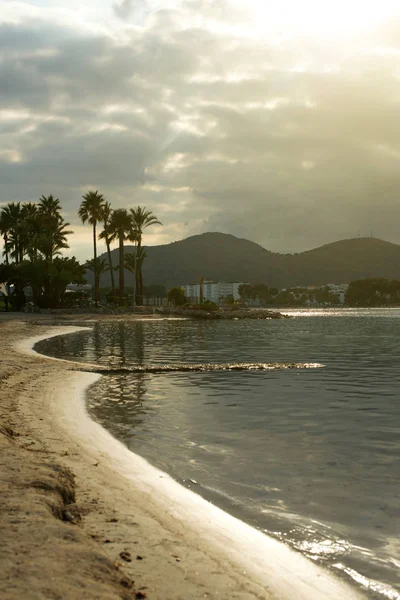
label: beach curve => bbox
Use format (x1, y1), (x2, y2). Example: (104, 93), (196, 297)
(2, 318), (366, 599)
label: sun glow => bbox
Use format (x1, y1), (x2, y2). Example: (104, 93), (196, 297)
(239, 0), (399, 38)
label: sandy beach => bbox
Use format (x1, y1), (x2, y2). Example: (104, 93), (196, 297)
(0, 315), (366, 600)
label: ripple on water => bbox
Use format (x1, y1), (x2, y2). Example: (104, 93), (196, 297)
(333, 564), (400, 600)
(36, 313), (400, 599)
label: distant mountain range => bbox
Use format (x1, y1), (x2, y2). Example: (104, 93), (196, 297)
(91, 233), (400, 290)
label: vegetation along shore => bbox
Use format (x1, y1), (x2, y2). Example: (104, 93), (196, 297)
(2, 195), (400, 313)
(0, 194), (162, 310)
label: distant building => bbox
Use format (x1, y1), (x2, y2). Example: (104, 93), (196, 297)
(325, 283), (349, 304)
(65, 283), (92, 300)
(66, 283), (92, 293)
(181, 281), (247, 304)
(279, 283), (349, 306)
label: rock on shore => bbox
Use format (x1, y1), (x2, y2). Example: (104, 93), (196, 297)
(168, 307), (289, 320)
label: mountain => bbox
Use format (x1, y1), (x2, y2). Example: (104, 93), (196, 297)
(287, 238), (400, 286)
(89, 233), (400, 290)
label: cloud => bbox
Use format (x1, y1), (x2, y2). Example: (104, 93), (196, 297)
(2, 3), (400, 262)
(113, 0), (136, 20)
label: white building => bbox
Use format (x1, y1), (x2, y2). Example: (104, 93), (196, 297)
(181, 281), (247, 304)
(66, 283), (92, 293)
(326, 283), (349, 304)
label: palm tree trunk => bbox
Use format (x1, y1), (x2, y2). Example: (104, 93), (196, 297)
(106, 239), (115, 294)
(93, 223), (98, 306)
(135, 239), (141, 305)
(119, 235), (124, 306)
(44, 259), (51, 307)
(3, 234), (9, 265)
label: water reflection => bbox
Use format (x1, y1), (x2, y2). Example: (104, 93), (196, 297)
(89, 373), (149, 440)
(37, 313), (400, 599)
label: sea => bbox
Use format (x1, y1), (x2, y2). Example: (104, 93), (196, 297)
(35, 308), (400, 599)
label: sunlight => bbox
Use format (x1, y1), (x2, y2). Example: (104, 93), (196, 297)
(240, 0), (399, 38)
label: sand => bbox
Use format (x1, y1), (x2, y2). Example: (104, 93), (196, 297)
(0, 316), (366, 599)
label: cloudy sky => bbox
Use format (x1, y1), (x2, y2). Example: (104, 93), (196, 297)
(2, 0), (400, 261)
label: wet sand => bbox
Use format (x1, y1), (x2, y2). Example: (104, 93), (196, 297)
(0, 316), (365, 599)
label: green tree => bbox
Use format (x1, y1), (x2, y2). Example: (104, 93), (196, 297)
(48, 257), (85, 307)
(0, 209), (11, 265)
(85, 257), (110, 303)
(21, 202), (40, 261)
(85, 256), (110, 275)
(129, 206), (162, 305)
(0, 196), (76, 309)
(98, 201), (115, 295)
(108, 209), (135, 305)
(0, 202), (23, 263)
(168, 286), (186, 306)
(345, 278), (400, 306)
(238, 284), (251, 302)
(38, 194), (62, 215)
(274, 289), (297, 306)
(0, 262), (15, 284)
(37, 196), (72, 263)
(314, 286), (339, 305)
(37, 195), (72, 302)
(124, 252), (136, 306)
(1, 198), (72, 268)
(11, 256), (84, 308)
(79, 190), (106, 306)
(135, 246), (147, 304)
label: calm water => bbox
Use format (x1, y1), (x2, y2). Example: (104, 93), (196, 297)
(36, 309), (400, 599)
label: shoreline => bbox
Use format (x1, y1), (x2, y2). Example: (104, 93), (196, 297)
(1, 317), (365, 599)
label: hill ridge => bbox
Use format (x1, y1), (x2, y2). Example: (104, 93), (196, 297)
(89, 233), (400, 290)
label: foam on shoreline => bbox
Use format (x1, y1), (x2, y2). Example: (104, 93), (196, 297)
(18, 326), (365, 600)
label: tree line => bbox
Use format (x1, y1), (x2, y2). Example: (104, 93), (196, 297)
(0, 191), (161, 308)
(239, 280), (400, 306)
(345, 278), (400, 306)
(238, 283), (340, 306)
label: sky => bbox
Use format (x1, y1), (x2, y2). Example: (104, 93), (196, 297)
(2, 0), (400, 261)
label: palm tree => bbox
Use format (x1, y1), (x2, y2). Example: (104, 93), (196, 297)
(85, 257), (110, 302)
(38, 194), (62, 216)
(98, 201), (115, 295)
(0, 217), (9, 264)
(0, 195), (78, 309)
(0, 202), (23, 263)
(135, 246), (147, 303)
(124, 252), (136, 307)
(36, 195), (73, 304)
(79, 190), (106, 306)
(85, 257), (110, 275)
(38, 195), (72, 263)
(21, 202), (39, 261)
(36, 220), (72, 262)
(0, 205), (12, 265)
(108, 209), (135, 305)
(129, 206), (161, 305)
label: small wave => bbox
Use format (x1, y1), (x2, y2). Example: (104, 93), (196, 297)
(294, 538), (351, 560)
(199, 483), (243, 505)
(79, 361), (325, 374)
(198, 444), (235, 456)
(333, 563), (400, 600)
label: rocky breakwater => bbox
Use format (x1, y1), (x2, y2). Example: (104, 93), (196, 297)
(169, 307), (289, 320)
